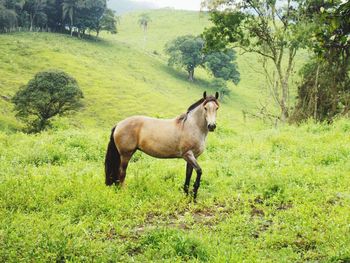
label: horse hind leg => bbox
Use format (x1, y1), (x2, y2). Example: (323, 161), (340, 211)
(119, 151), (134, 186)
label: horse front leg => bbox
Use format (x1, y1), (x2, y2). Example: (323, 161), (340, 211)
(183, 151), (202, 200)
(184, 162), (193, 195)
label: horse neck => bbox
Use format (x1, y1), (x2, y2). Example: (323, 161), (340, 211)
(187, 106), (208, 135)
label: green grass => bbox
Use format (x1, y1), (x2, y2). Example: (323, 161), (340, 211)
(0, 9), (350, 262)
(1, 120), (349, 262)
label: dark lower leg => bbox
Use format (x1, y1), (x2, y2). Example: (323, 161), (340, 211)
(182, 151), (202, 200)
(193, 168), (202, 199)
(119, 152), (133, 186)
(184, 162), (193, 195)
(119, 161), (129, 186)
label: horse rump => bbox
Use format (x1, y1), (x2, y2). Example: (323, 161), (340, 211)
(105, 126), (120, 185)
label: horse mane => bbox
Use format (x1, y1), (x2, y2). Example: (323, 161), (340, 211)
(177, 96), (218, 123)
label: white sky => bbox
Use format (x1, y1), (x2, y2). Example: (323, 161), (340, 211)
(133, 0), (202, 11)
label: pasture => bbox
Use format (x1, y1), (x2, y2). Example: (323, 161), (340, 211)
(0, 9), (350, 262)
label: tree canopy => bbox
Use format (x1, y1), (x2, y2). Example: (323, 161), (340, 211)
(12, 70), (83, 132)
(205, 50), (240, 84)
(292, 0), (350, 122)
(165, 35), (205, 82)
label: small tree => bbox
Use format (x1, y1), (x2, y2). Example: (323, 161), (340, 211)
(96, 8), (118, 37)
(165, 35), (205, 81)
(138, 13), (151, 32)
(205, 50), (240, 84)
(12, 70), (83, 132)
(138, 13), (151, 46)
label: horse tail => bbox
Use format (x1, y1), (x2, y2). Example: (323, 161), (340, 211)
(105, 126), (120, 186)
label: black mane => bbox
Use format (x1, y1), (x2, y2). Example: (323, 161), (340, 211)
(186, 98), (205, 113)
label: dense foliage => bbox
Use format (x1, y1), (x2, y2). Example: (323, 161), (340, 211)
(292, 1), (350, 122)
(0, 0), (118, 36)
(205, 50), (240, 84)
(12, 70), (83, 132)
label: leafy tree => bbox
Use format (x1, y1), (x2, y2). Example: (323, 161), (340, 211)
(74, 0), (105, 37)
(138, 13), (151, 46)
(62, 0), (75, 35)
(12, 70), (83, 132)
(23, 0), (46, 31)
(205, 50), (240, 84)
(138, 13), (150, 33)
(292, 0), (350, 122)
(203, 0), (308, 121)
(0, 6), (17, 32)
(96, 8), (118, 37)
(45, 0), (63, 32)
(165, 35), (205, 81)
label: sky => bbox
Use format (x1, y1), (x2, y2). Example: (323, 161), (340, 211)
(132, 0), (203, 11)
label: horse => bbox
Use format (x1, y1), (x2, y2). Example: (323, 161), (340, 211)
(104, 91), (220, 199)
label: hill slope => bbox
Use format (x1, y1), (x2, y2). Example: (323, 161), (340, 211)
(0, 10), (275, 131)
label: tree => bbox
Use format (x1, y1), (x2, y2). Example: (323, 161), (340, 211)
(45, 0), (63, 32)
(0, 6), (17, 32)
(12, 70), (83, 132)
(23, 0), (46, 31)
(138, 13), (150, 32)
(205, 49), (240, 84)
(291, 0), (350, 122)
(74, 0), (105, 37)
(165, 35), (205, 81)
(96, 8), (118, 37)
(62, 0), (75, 35)
(203, 0), (308, 121)
(138, 13), (151, 45)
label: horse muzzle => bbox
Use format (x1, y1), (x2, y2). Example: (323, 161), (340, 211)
(208, 123), (216, 132)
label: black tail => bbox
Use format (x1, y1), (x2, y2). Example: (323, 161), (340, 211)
(105, 126), (120, 185)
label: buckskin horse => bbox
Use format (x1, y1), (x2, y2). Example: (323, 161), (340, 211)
(105, 91), (219, 199)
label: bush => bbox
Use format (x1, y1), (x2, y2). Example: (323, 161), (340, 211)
(12, 70), (83, 133)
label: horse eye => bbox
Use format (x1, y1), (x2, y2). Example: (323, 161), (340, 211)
(204, 108), (207, 111)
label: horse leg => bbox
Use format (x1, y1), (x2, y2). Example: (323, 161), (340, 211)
(183, 151), (202, 200)
(119, 152), (134, 186)
(184, 162), (193, 195)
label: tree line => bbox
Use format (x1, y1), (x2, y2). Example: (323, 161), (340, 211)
(0, 0), (118, 36)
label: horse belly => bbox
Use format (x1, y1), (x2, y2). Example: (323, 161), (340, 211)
(138, 122), (181, 158)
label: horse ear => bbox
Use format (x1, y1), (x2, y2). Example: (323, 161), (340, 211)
(203, 91), (207, 99)
(215, 91), (219, 99)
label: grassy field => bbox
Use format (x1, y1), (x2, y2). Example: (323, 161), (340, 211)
(0, 9), (350, 262)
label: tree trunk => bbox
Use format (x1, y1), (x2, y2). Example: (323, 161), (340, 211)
(280, 80), (289, 122)
(30, 15), (34, 32)
(188, 69), (194, 82)
(314, 64), (320, 120)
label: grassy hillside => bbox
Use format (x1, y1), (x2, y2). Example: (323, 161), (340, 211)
(0, 10), (278, 132)
(0, 9), (350, 263)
